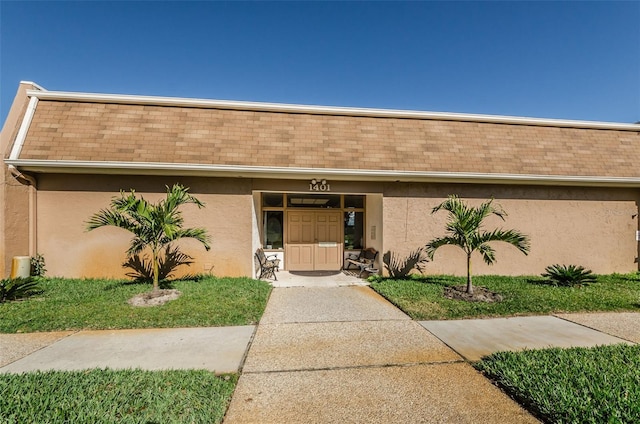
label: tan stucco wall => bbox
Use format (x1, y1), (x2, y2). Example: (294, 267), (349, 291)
(1, 83), (36, 277)
(36, 174), (253, 278)
(383, 183), (639, 276)
(5, 169), (640, 279)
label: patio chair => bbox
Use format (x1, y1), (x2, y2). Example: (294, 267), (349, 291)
(345, 247), (379, 277)
(255, 248), (280, 281)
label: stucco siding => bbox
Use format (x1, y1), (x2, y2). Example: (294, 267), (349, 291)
(1, 83), (34, 277)
(383, 183), (639, 276)
(36, 174), (253, 278)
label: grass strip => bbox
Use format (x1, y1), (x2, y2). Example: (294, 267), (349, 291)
(0, 276), (271, 333)
(475, 344), (640, 424)
(370, 274), (640, 320)
(0, 369), (237, 424)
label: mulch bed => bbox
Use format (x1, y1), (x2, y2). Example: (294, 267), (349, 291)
(127, 289), (182, 307)
(444, 285), (503, 303)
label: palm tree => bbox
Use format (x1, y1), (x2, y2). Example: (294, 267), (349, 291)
(425, 195), (530, 295)
(87, 184), (211, 292)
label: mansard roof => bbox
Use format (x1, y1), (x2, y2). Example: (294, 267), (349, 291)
(5, 85), (640, 185)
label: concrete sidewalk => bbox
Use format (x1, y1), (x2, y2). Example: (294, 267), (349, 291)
(0, 326), (254, 374)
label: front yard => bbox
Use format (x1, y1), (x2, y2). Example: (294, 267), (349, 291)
(3, 273), (640, 423)
(0, 276), (271, 333)
(370, 273), (640, 320)
(1, 276), (270, 423)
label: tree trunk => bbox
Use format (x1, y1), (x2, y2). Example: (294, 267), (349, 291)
(152, 248), (159, 292)
(466, 253), (473, 294)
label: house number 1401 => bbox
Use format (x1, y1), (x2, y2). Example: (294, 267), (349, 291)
(309, 179), (331, 192)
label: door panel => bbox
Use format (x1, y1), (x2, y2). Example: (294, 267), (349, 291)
(286, 211), (315, 271)
(314, 212), (342, 270)
(287, 211), (343, 271)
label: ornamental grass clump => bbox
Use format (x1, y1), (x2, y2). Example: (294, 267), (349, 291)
(542, 264), (596, 287)
(0, 277), (41, 303)
(382, 247), (430, 279)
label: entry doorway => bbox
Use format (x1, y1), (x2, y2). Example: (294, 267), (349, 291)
(286, 211), (343, 271)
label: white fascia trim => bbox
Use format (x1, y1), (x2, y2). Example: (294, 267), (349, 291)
(7, 159), (640, 187)
(20, 81), (47, 91)
(8, 97), (39, 160)
(26, 90), (640, 132)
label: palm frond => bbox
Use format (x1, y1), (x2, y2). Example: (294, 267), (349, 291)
(476, 243), (497, 265)
(173, 228), (212, 250)
(86, 208), (135, 231)
(425, 236), (464, 259)
(477, 229), (531, 255)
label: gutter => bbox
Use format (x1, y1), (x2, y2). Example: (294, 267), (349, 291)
(7, 159), (640, 188)
(25, 89), (640, 132)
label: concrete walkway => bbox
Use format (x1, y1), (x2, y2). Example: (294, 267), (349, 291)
(223, 286), (539, 423)
(2, 280), (638, 423)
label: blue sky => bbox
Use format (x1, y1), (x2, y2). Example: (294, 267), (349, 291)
(1, 1), (639, 125)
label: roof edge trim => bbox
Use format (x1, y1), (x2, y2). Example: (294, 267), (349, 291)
(25, 89), (640, 131)
(9, 97), (39, 160)
(7, 159), (640, 187)
(20, 81), (47, 91)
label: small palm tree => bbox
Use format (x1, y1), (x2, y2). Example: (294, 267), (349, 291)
(87, 184), (211, 292)
(425, 195), (530, 295)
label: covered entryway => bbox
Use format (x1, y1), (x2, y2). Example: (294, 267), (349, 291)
(286, 211), (343, 271)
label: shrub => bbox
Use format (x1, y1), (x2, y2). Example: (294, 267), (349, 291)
(30, 253), (46, 277)
(0, 277), (41, 303)
(123, 245), (194, 282)
(382, 248), (429, 279)
(542, 264), (596, 287)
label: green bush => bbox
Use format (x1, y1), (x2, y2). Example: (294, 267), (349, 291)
(542, 264), (596, 287)
(30, 253), (46, 277)
(0, 277), (41, 303)
(382, 248), (429, 279)
(123, 244), (194, 283)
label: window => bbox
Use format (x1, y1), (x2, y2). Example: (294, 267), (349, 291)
(287, 194), (340, 208)
(344, 195), (364, 208)
(344, 211), (364, 250)
(263, 211), (283, 249)
(262, 193), (284, 207)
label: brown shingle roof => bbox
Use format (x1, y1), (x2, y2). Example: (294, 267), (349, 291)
(17, 99), (640, 178)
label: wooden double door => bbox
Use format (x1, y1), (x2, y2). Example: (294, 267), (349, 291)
(286, 211), (343, 271)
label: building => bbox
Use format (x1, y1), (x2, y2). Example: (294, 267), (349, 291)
(2, 81), (640, 279)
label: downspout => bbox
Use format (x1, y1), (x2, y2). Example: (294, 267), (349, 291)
(6, 95), (39, 258)
(8, 165), (37, 257)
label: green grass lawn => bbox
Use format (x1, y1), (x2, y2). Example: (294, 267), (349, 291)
(370, 274), (640, 320)
(476, 344), (640, 424)
(0, 369), (236, 424)
(0, 276), (272, 333)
